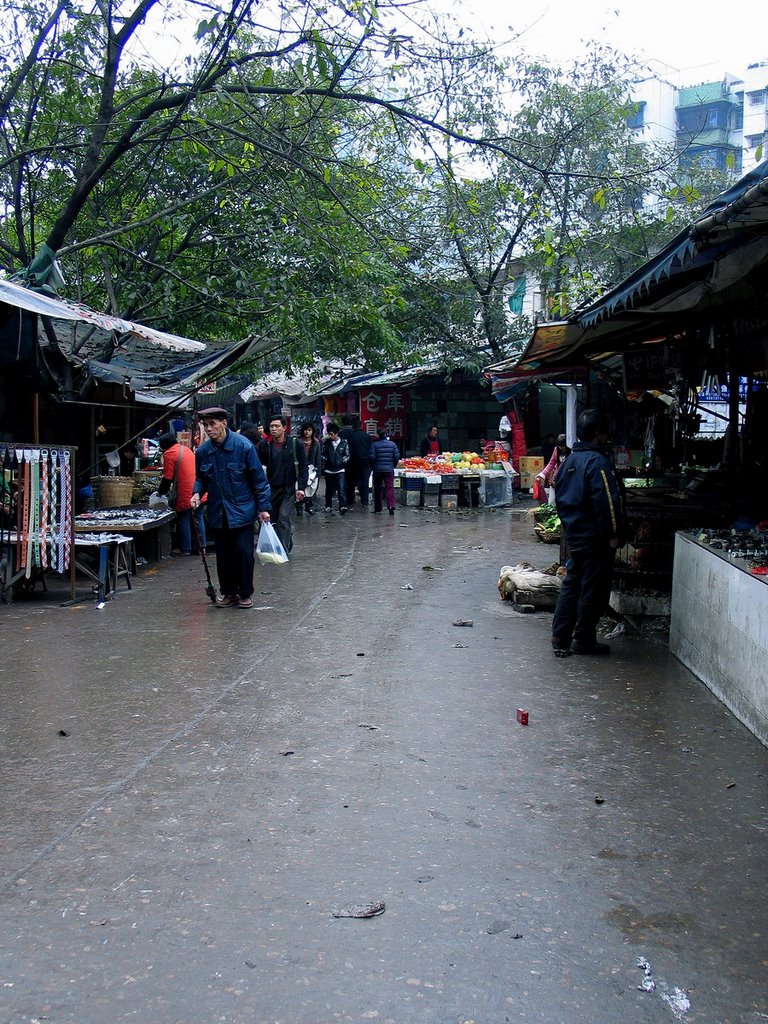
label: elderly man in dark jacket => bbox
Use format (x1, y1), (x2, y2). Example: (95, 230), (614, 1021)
(551, 409), (625, 657)
(369, 430), (400, 515)
(192, 407), (271, 609)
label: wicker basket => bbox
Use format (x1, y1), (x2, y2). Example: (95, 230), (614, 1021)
(534, 525), (561, 543)
(95, 476), (135, 508)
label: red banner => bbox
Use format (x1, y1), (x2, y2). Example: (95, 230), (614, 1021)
(357, 388), (408, 440)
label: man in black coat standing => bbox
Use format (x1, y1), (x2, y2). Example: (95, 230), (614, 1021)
(551, 409), (625, 658)
(346, 417), (373, 508)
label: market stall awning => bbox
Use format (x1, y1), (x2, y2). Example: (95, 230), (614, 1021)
(85, 335), (264, 397)
(496, 158), (768, 379)
(0, 276), (206, 353)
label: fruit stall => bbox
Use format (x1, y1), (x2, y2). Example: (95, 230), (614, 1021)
(395, 449), (515, 509)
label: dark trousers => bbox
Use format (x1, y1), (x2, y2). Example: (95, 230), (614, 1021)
(324, 472), (346, 510)
(269, 486), (296, 553)
(346, 459), (369, 505)
(551, 542), (615, 648)
(372, 472), (395, 512)
(211, 523), (256, 600)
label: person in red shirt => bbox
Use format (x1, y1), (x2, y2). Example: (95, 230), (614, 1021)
(157, 433), (206, 555)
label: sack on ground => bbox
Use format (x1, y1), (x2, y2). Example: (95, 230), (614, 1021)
(304, 465), (319, 498)
(256, 522), (289, 564)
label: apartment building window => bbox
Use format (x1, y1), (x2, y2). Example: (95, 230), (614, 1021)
(746, 134), (764, 148)
(626, 101), (646, 130)
(747, 90), (765, 105)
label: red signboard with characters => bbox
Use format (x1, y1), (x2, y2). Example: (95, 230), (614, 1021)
(358, 388), (408, 440)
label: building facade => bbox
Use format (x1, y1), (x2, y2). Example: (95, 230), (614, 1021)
(629, 59), (768, 176)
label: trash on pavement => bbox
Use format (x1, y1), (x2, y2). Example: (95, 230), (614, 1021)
(332, 900), (385, 919)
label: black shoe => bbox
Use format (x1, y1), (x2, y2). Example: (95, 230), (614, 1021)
(388, 507), (395, 515)
(571, 641), (611, 656)
(340, 506), (348, 515)
(306, 507), (315, 516)
(552, 638), (572, 659)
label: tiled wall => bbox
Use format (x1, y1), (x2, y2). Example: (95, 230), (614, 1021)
(670, 533), (768, 747)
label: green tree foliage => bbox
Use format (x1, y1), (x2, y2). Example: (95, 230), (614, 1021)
(0, 2), (731, 374)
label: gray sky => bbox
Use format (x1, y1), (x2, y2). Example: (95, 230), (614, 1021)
(455, 0), (766, 84)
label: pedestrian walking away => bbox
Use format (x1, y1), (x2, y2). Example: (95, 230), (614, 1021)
(257, 416), (309, 554)
(346, 417), (373, 508)
(191, 407), (271, 609)
(369, 429), (401, 514)
(550, 408), (625, 657)
(321, 423), (350, 514)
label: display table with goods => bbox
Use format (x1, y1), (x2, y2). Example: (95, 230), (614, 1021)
(396, 453), (514, 510)
(670, 525), (768, 747)
(74, 506), (176, 562)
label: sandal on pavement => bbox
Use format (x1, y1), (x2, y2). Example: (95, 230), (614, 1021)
(238, 597), (254, 609)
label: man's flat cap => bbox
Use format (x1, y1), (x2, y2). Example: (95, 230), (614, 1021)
(198, 406), (229, 419)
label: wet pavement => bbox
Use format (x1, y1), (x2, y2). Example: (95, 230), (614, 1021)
(1, 505), (766, 1024)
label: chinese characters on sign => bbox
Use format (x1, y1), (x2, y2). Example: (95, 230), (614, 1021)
(622, 347), (668, 391)
(359, 389), (408, 439)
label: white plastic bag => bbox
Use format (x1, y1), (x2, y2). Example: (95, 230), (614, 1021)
(256, 522), (289, 564)
(304, 465), (319, 498)
(148, 490), (169, 510)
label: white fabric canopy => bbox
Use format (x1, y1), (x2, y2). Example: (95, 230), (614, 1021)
(0, 277), (206, 353)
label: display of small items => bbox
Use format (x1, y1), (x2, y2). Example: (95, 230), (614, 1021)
(696, 524), (768, 574)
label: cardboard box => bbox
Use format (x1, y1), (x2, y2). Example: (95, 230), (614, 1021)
(519, 456), (544, 475)
(518, 456), (543, 490)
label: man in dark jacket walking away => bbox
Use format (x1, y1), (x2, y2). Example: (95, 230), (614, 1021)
(191, 407), (271, 609)
(346, 417), (373, 508)
(551, 409), (625, 657)
(257, 415), (308, 554)
(369, 430), (401, 514)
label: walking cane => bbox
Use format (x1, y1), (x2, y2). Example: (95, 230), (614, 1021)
(191, 511), (217, 603)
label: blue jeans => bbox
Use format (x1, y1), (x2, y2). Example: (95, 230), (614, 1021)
(176, 506), (207, 553)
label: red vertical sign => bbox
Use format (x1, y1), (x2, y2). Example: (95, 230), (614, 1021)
(358, 389), (408, 440)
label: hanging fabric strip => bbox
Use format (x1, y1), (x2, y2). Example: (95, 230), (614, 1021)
(50, 449), (59, 571)
(0, 447), (9, 568)
(39, 449), (49, 569)
(59, 449), (72, 571)
(20, 450), (31, 571)
(27, 449), (41, 577)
